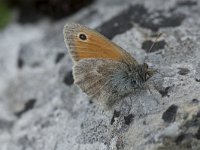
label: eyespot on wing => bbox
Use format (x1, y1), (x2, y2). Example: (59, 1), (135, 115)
(63, 23), (138, 65)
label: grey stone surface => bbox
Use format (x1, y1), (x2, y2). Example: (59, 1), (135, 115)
(0, 0), (200, 150)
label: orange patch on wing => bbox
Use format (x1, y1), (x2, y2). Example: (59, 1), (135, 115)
(73, 31), (125, 61)
(63, 23), (138, 65)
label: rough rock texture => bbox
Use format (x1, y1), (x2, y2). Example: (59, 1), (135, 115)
(0, 0), (200, 150)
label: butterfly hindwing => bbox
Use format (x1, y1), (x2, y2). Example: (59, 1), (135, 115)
(73, 59), (126, 108)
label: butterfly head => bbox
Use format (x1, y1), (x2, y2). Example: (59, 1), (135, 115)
(136, 63), (154, 83)
(130, 63), (155, 85)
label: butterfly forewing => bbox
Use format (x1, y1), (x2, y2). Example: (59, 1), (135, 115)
(63, 23), (138, 65)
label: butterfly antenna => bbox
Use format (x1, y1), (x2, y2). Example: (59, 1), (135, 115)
(146, 84), (160, 104)
(147, 33), (163, 53)
(154, 69), (166, 77)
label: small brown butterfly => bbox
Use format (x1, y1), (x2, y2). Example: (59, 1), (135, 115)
(63, 23), (154, 109)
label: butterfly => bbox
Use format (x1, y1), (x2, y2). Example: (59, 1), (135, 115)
(63, 23), (154, 109)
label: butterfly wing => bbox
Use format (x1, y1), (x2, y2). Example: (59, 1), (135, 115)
(63, 23), (138, 65)
(63, 23), (138, 108)
(73, 59), (127, 108)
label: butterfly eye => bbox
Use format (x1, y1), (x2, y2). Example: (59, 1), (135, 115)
(131, 80), (137, 86)
(79, 33), (87, 41)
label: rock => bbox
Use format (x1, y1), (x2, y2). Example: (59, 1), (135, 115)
(162, 104), (178, 123)
(0, 0), (200, 150)
(157, 104), (200, 150)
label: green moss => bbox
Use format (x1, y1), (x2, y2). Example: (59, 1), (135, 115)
(0, 1), (11, 29)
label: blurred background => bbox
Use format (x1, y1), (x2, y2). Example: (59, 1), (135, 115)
(0, 0), (94, 24)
